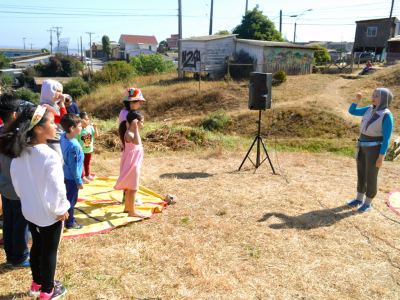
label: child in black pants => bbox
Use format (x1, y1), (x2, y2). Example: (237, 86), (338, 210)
(0, 104), (70, 299)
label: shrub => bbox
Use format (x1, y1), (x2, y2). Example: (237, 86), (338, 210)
(14, 89), (40, 104)
(17, 67), (40, 88)
(74, 59), (84, 72)
(312, 44), (331, 62)
(200, 110), (232, 132)
(225, 50), (254, 80)
(63, 78), (90, 100)
(0, 52), (11, 69)
(34, 53), (81, 77)
(90, 61), (136, 88)
(0, 74), (12, 85)
(273, 70), (287, 83)
(129, 54), (176, 75)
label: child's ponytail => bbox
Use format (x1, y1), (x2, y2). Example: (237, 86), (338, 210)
(0, 105), (51, 158)
(118, 120), (128, 148)
(118, 110), (144, 148)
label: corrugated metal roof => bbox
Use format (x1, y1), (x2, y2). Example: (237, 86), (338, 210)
(121, 35), (158, 45)
(388, 35), (400, 42)
(235, 39), (319, 50)
(33, 77), (77, 85)
(181, 34), (238, 41)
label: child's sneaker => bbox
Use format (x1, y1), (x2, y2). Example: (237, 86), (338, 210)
(66, 222), (84, 230)
(358, 204), (372, 212)
(347, 199), (363, 206)
(39, 285), (67, 300)
(28, 280), (62, 297)
(87, 174), (95, 181)
(12, 259), (30, 269)
(82, 177), (90, 184)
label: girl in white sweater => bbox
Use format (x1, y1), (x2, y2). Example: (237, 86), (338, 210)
(0, 105), (70, 300)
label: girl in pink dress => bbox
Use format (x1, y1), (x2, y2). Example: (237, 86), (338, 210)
(114, 110), (145, 218)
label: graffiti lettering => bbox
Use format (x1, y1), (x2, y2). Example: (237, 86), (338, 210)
(182, 50), (202, 69)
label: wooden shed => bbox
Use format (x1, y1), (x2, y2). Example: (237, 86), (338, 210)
(33, 77), (76, 93)
(180, 34), (237, 73)
(235, 39), (318, 75)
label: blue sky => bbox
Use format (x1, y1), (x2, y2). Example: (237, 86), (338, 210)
(0, 0), (398, 51)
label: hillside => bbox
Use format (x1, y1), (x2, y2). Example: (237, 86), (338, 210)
(78, 63), (400, 154)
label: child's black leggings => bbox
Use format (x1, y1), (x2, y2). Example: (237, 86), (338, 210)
(27, 221), (63, 293)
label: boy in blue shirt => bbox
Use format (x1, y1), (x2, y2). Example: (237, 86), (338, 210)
(60, 114), (84, 229)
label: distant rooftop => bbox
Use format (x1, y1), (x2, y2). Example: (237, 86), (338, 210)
(181, 34), (238, 41)
(235, 39), (319, 50)
(356, 17), (399, 23)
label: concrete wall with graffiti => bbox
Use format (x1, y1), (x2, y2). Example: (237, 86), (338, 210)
(181, 37), (236, 73)
(263, 47), (315, 75)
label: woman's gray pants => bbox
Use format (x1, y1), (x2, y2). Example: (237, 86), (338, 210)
(357, 145), (381, 200)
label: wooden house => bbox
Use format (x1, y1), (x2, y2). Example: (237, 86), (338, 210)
(354, 17), (400, 60)
(387, 35), (400, 62)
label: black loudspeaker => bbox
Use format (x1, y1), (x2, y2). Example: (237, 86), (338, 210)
(248, 72), (272, 110)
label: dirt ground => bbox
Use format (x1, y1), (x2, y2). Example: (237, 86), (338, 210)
(1, 150), (400, 299)
(2, 65), (400, 299)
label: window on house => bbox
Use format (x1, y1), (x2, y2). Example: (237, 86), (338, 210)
(367, 27), (377, 37)
(149, 45), (151, 50)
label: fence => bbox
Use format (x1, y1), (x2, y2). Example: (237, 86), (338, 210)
(386, 136), (400, 161)
(314, 56), (375, 72)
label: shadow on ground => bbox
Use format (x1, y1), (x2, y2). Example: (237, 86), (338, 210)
(257, 205), (359, 230)
(160, 172), (213, 179)
(150, 77), (193, 86)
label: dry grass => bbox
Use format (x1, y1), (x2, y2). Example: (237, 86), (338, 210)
(2, 150), (400, 299)
(3, 66), (400, 299)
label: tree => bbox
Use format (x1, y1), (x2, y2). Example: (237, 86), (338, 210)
(232, 5), (284, 42)
(102, 35), (112, 61)
(41, 48), (50, 53)
(0, 52), (11, 69)
(215, 30), (230, 35)
(312, 44), (331, 62)
(157, 46), (167, 54)
(159, 40), (168, 48)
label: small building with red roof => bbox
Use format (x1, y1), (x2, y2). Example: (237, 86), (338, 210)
(118, 35), (158, 60)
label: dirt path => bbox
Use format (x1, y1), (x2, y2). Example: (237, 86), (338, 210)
(276, 76), (359, 124)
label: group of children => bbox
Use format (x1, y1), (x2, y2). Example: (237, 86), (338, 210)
(0, 80), (146, 299)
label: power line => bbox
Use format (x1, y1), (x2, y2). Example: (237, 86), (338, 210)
(0, 4), (177, 11)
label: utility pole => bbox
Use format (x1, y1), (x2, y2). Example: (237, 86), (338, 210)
(80, 36), (83, 61)
(23, 38), (26, 49)
(47, 29), (54, 54)
(279, 10), (282, 33)
(86, 32), (95, 77)
(245, 0), (248, 14)
(178, 0), (182, 78)
(209, 0), (214, 35)
(390, 0), (395, 18)
(53, 26), (62, 53)
(28, 43), (35, 49)
(294, 23), (297, 43)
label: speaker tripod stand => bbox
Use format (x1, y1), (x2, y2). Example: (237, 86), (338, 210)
(238, 110), (276, 173)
